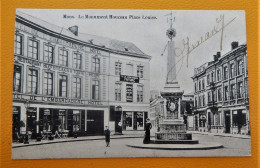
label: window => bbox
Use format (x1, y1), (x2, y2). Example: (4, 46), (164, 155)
(208, 92), (212, 102)
(224, 66), (228, 80)
(28, 68), (38, 94)
(13, 65), (22, 92)
(224, 86), (228, 101)
(194, 83), (197, 92)
(59, 75), (67, 97)
(237, 82), (243, 98)
(230, 63), (235, 78)
(137, 66), (144, 78)
(73, 52), (82, 69)
(28, 39), (38, 59)
(92, 57), (100, 73)
(14, 34), (23, 55)
(207, 74), (210, 85)
(202, 95), (205, 106)
(218, 88), (222, 101)
(137, 85), (143, 102)
(72, 77), (81, 98)
(195, 97), (197, 107)
(115, 83), (122, 101)
(198, 81), (201, 90)
(59, 48), (68, 67)
(115, 62), (122, 75)
(217, 69), (221, 81)
(238, 60), (243, 75)
(211, 72), (214, 82)
(231, 84), (236, 100)
(43, 72), (53, 96)
(202, 79), (205, 90)
(44, 44), (54, 63)
(92, 80), (100, 100)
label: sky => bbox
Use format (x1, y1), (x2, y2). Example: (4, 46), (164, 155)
(18, 9), (247, 94)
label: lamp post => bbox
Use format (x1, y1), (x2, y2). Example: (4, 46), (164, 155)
(24, 100), (30, 144)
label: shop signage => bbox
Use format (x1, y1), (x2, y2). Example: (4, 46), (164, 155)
(120, 75), (139, 83)
(13, 93), (105, 106)
(14, 55), (85, 75)
(126, 84), (133, 102)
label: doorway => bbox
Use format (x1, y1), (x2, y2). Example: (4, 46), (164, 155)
(225, 111), (231, 133)
(27, 108), (37, 138)
(87, 110), (104, 135)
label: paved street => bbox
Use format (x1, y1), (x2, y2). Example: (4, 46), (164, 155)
(12, 134), (251, 159)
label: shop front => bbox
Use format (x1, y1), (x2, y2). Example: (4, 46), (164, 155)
(38, 108), (86, 137)
(122, 111), (147, 131)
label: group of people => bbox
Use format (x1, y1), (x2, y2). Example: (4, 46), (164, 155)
(103, 118), (152, 147)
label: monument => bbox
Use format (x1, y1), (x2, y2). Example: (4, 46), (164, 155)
(153, 13), (197, 144)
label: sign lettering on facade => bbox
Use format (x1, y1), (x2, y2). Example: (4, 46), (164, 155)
(13, 93), (105, 106)
(120, 75), (139, 83)
(126, 84), (133, 102)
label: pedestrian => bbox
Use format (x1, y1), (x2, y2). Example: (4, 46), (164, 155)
(143, 118), (152, 144)
(118, 120), (122, 134)
(104, 126), (111, 147)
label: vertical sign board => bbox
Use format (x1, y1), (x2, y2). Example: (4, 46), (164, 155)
(126, 84), (133, 102)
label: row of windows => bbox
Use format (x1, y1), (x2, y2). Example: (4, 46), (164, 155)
(195, 82), (244, 107)
(115, 62), (144, 78)
(207, 60), (244, 84)
(14, 65), (85, 99)
(15, 34), (101, 72)
(195, 60), (244, 92)
(14, 65), (145, 102)
(115, 83), (143, 102)
(15, 34), (146, 77)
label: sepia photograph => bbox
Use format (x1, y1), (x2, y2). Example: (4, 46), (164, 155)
(11, 9), (250, 159)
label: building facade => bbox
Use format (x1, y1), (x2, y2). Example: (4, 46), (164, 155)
(192, 42), (249, 135)
(12, 11), (151, 139)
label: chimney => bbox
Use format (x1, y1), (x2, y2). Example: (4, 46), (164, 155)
(231, 41), (239, 50)
(68, 25), (78, 36)
(213, 55), (217, 62)
(216, 52), (221, 58)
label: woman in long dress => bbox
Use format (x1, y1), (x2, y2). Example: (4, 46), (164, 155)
(143, 118), (152, 144)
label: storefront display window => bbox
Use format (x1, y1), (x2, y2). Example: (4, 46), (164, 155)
(73, 110), (80, 132)
(58, 110), (67, 131)
(137, 112), (144, 130)
(125, 112), (132, 130)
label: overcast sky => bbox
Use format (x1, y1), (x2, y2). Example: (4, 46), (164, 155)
(17, 9), (247, 94)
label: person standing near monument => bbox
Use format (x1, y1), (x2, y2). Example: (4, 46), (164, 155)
(143, 118), (152, 144)
(104, 126), (111, 147)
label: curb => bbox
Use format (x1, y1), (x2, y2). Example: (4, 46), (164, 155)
(190, 132), (251, 139)
(12, 136), (144, 148)
(126, 143), (224, 150)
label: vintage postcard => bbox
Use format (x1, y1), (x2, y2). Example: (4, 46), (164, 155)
(11, 9), (250, 159)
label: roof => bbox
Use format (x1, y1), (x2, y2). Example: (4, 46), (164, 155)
(16, 11), (150, 59)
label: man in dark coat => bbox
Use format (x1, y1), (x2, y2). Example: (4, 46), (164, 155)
(143, 118), (152, 144)
(104, 126), (111, 147)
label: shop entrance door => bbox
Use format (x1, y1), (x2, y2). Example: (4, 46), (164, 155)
(225, 111), (231, 133)
(27, 110), (37, 138)
(12, 107), (20, 140)
(115, 111), (122, 133)
(87, 110), (104, 135)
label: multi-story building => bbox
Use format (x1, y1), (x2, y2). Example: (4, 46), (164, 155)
(12, 11), (151, 139)
(192, 42), (249, 135)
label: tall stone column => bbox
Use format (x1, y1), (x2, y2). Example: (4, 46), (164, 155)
(167, 41), (176, 83)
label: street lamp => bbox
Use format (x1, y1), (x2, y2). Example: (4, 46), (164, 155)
(24, 100), (30, 144)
